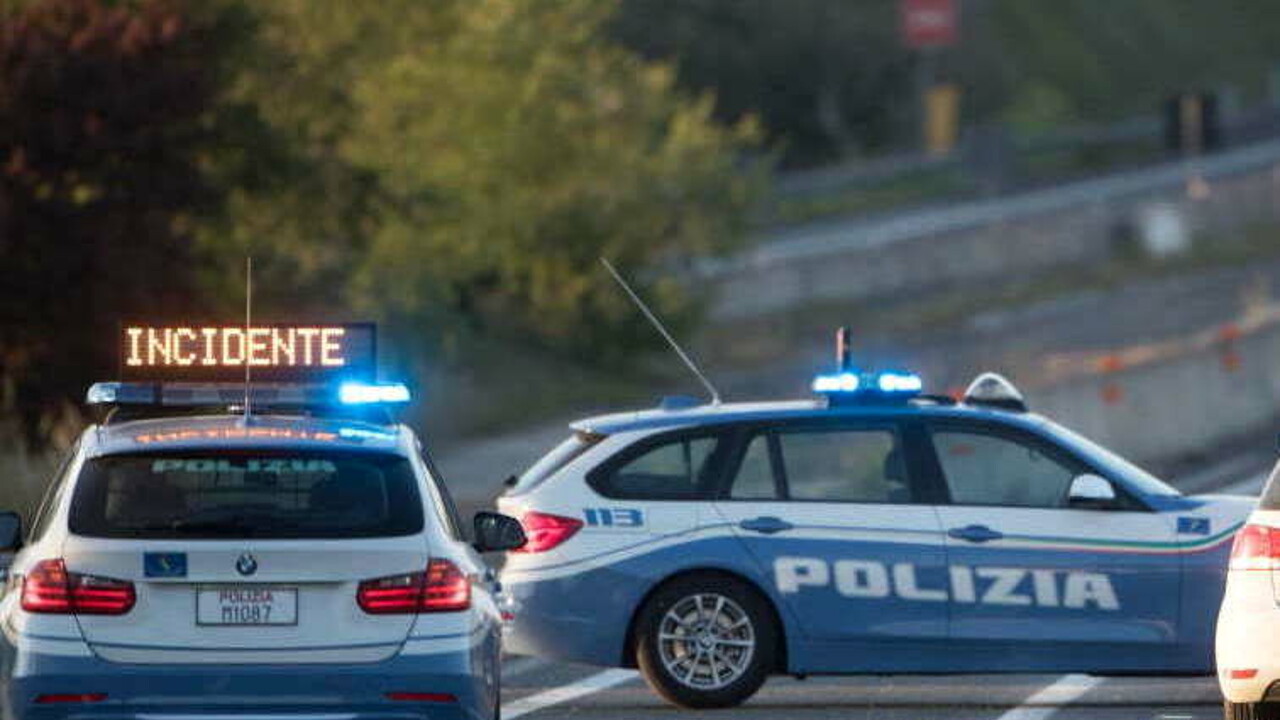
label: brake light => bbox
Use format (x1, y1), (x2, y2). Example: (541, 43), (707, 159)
(513, 511), (583, 553)
(34, 694), (108, 704)
(1229, 524), (1280, 571)
(21, 560), (135, 615)
(385, 692), (457, 703)
(357, 559), (470, 614)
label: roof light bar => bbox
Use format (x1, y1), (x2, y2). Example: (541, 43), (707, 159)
(338, 382), (410, 405)
(812, 372), (861, 393)
(86, 381), (412, 408)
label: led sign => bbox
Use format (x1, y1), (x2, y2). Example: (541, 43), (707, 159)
(119, 323), (375, 382)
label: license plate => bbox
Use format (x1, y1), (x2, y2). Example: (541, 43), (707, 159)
(196, 586), (298, 626)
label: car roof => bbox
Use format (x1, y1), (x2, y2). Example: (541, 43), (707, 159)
(569, 398), (1049, 436)
(85, 414), (409, 458)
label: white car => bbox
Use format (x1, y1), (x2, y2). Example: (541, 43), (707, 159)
(1216, 462), (1280, 720)
(0, 380), (526, 720)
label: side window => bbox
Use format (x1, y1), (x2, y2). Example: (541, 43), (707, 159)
(29, 445), (78, 542)
(776, 428), (906, 502)
(591, 434), (723, 500)
(931, 429), (1079, 508)
(729, 435), (780, 500)
(420, 453), (464, 541)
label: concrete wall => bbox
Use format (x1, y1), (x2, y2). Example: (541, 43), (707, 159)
(1035, 324), (1280, 467)
(706, 139), (1280, 320)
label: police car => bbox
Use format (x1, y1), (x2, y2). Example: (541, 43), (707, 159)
(499, 362), (1255, 708)
(0, 323), (526, 720)
(1216, 463), (1280, 720)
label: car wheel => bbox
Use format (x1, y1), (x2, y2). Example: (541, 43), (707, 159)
(1225, 701), (1280, 720)
(635, 573), (777, 709)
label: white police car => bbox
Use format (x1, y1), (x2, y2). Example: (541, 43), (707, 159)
(499, 366), (1254, 708)
(1216, 463), (1280, 720)
(0, 324), (526, 720)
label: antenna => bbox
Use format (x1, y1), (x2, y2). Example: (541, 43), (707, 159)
(600, 257), (722, 405)
(242, 256), (253, 421)
(836, 326), (852, 371)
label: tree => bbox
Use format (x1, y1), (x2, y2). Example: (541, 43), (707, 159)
(0, 0), (221, 445)
(614, 0), (912, 167)
(218, 0), (762, 364)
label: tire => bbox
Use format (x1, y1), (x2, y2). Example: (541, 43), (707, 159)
(1225, 701), (1280, 720)
(634, 573), (777, 709)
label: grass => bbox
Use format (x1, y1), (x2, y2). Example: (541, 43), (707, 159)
(763, 166), (973, 227)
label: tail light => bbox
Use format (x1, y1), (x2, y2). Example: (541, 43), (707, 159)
(385, 692), (457, 703)
(22, 559), (135, 615)
(1229, 524), (1280, 571)
(34, 694), (108, 704)
(513, 511), (583, 553)
(358, 559), (470, 614)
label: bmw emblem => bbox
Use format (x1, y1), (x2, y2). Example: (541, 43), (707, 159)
(235, 553), (258, 577)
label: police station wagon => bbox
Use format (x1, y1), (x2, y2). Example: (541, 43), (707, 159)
(0, 323), (526, 720)
(498, 369), (1254, 708)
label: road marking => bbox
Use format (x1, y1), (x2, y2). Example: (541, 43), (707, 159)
(504, 668), (637, 719)
(994, 674), (1103, 720)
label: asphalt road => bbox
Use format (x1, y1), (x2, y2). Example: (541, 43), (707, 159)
(492, 461), (1270, 720)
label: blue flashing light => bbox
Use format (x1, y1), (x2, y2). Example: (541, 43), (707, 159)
(876, 371), (924, 393)
(338, 381), (411, 405)
(86, 382), (156, 405)
(812, 372), (860, 393)
(338, 426), (398, 441)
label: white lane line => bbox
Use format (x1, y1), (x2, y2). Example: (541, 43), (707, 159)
(994, 674), (1103, 720)
(503, 668), (637, 719)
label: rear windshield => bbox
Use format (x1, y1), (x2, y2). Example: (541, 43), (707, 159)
(70, 451), (423, 539)
(506, 431), (602, 496)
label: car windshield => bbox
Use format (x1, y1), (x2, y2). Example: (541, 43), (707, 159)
(69, 451), (423, 539)
(1044, 421), (1181, 498)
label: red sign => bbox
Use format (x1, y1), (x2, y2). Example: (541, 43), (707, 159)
(901, 0), (958, 49)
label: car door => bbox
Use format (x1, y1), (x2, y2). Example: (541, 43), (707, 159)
(924, 419), (1182, 668)
(711, 418), (949, 667)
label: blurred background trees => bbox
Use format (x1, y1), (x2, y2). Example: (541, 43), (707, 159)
(6, 0), (1280, 445)
(0, 0), (223, 446)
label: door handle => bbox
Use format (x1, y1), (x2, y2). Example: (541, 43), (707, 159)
(947, 524), (1004, 543)
(739, 516), (794, 535)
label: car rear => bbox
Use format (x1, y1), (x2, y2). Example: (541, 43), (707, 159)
(1218, 463), (1280, 709)
(4, 425), (496, 720)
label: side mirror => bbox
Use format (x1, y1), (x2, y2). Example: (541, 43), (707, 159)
(1068, 474), (1117, 509)
(0, 511), (21, 555)
(473, 512), (527, 553)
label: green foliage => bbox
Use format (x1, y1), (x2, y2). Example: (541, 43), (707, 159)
(614, 0), (911, 168)
(216, 0), (762, 362)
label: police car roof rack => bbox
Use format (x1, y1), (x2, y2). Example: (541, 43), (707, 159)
(910, 394), (958, 407)
(961, 372), (1028, 412)
(87, 381), (409, 425)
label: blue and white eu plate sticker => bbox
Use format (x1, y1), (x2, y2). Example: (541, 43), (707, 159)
(1177, 517), (1210, 535)
(144, 552), (187, 578)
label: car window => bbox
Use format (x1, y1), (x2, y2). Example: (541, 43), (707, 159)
(421, 453), (464, 541)
(592, 434), (722, 500)
(776, 428), (905, 502)
(28, 443), (79, 543)
(69, 451), (423, 539)
(729, 434), (780, 500)
(509, 431), (604, 496)
(932, 429), (1078, 508)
